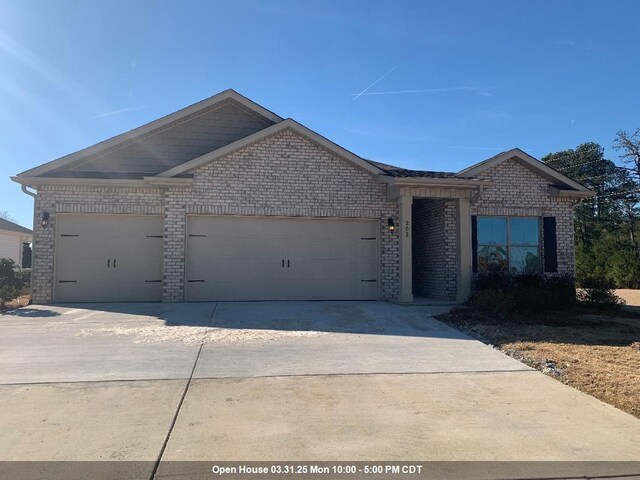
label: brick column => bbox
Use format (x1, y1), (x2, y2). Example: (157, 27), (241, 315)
(398, 195), (413, 303)
(162, 199), (186, 302)
(456, 198), (472, 303)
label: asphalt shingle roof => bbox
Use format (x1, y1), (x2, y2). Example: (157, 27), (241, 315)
(366, 160), (459, 179)
(0, 218), (32, 235)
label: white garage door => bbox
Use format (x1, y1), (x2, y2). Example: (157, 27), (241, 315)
(186, 216), (379, 301)
(55, 214), (163, 303)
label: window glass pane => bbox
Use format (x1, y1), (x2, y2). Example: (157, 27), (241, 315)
(478, 245), (508, 273)
(477, 218), (507, 245)
(509, 218), (539, 246)
(509, 246), (540, 274)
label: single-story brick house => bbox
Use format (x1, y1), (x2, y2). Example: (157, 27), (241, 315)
(12, 89), (593, 304)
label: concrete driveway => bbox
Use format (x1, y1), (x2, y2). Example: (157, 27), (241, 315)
(1, 301), (639, 479)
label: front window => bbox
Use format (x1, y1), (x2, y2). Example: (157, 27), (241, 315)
(477, 217), (540, 274)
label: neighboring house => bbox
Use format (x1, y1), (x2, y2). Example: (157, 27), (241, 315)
(11, 89), (593, 304)
(0, 218), (32, 268)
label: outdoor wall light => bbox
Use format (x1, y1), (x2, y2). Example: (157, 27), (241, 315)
(387, 217), (396, 232)
(41, 211), (50, 229)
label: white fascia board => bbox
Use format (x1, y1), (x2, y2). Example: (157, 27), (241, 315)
(549, 186), (596, 199)
(11, 175), (192, 189)
(11, 176), (149, 188)
(381, 176), (494, 189)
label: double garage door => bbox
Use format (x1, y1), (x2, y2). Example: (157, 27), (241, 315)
(54, 214), (379, 303)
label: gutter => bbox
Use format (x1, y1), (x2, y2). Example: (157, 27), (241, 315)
(549, 186), (596, 199)
(379, 175), (494, 189)
(11, 176), (193, 188)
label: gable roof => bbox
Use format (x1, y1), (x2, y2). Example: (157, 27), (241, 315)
(0, 218), (32, 235)
(15, 89), (282, 180)
(156, 118), (386, 178)
(457, 148), (591, 192)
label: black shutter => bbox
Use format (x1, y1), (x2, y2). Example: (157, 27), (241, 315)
(543, 217), (558, 273)
(471, 215), (478, 273)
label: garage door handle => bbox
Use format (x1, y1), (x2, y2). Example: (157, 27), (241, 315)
(113, 258), (116, 268)
(107, 259), (110, 268)
(287, 259), (290, 268)
(282, 259), (284, 268)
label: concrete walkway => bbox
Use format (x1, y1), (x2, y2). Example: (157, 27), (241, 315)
(0, 301), (639, 479)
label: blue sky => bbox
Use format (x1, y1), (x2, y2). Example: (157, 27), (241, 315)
(1, 0), (639, 227)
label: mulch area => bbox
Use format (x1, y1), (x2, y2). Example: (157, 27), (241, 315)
(0, 294), (31, 312)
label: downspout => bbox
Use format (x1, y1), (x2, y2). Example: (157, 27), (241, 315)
(21, 184), (37, 201)
(21, 184), (37, 304)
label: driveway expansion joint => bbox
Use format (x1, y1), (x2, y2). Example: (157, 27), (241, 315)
(191, 369), (536, 381)
(149, 302), (217, 480)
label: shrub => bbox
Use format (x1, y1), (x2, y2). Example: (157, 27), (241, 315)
(474, 268), (514, 291)
(577, 275), (625, 309)
(0, 258), (23, 307)
(470, 288), (517, 313)
(471, 273), (576, 313)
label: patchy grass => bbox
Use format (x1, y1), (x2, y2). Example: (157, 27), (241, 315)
(436, 306), (640, 419)
(1, 294), (31, 312)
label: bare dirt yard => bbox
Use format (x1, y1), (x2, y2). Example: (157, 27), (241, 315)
(436, 291), (640, 419)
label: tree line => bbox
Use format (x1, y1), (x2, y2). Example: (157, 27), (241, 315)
(542, 129), (640, 288)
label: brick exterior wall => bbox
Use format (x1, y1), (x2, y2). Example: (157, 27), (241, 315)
(29, 142), (579, 305)
(30, 129), (400, 303)
(471, 159), (577, 277)
(412, 199), (457, 300)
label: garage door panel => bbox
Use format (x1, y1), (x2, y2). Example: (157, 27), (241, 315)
(113, 255), (163, 282)
(55, 257), (107, 282)
(189, 238), (281, 258)
(186, 216), (379, 301)
(187, 258), (283, 281)
(55, 215), (163, 303)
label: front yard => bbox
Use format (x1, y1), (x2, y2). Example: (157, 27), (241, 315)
(436, 296), (640, 419)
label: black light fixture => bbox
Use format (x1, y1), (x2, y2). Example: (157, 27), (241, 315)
(387, 217), (396, 232)
(41, 211), (50, 229)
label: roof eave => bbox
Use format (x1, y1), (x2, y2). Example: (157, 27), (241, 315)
(12, 175), (193, 188)
(549, 186), (596, 199)
(0, 228), (33, 237)
(380, 175), (494, 189)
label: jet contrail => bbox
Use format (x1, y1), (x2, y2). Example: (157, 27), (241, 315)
(353, 65), (399, 100)
(355, 86), (482, 96)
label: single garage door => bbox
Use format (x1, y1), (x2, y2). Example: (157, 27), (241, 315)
(55, 214), (163, 302)
(186, 216), (379, 301)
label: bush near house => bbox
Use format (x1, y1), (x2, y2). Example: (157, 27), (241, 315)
(0, 258), (26, 308)
(470, 272), (623, 312)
